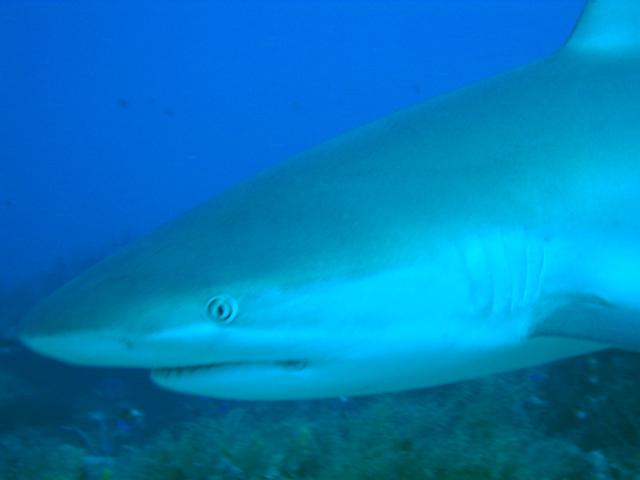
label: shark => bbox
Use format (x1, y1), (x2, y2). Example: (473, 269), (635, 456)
(20, 0), (640, 400)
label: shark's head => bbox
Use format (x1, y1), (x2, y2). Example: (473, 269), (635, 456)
(20, 172), (475, 400)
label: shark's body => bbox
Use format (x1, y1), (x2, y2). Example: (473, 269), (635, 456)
(21, 1), (640, 400)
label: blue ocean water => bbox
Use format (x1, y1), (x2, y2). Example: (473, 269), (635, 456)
(3, 1), (639, 479)
(1, 0), (583, 289)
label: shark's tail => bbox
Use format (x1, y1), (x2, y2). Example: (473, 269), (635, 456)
(566, 0), (640, 53)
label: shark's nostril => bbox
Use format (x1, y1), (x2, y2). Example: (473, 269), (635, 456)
(275, 360), (308, 371)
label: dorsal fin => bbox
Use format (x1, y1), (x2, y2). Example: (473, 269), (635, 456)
(566, 0), (640, 53)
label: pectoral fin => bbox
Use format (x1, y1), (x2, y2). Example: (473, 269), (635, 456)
(534, 295), (640, 351)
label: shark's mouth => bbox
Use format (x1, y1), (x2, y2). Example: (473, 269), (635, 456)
(150, 357), (322, 399)
(152, 359), (309, 378)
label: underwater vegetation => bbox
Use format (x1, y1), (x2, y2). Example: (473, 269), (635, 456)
(118, 376), (593, 480)
(2, 348), (640, 479)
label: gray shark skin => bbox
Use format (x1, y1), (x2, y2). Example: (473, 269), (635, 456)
(21, 0), (640, 400)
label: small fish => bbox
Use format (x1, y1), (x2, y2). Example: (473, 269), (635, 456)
(116, 98), (130, 110)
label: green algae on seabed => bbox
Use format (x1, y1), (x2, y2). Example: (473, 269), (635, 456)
(3, 351), (640, 479)
(116, 374), (596, 480)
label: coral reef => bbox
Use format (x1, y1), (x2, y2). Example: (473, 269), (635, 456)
(2, 351), (640, 479)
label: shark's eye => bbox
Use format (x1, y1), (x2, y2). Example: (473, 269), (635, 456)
(206, 295), (238, 325)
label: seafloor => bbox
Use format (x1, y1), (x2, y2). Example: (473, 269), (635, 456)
(1, 253), (639, 480)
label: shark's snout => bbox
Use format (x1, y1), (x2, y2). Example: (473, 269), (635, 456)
(20, 327), (243, 369)
(19, 286), (215, 368)
(19, 282), (150, 366)
(20, 330), (142, 366)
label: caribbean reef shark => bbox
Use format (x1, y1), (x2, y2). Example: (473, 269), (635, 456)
(21, 0), (640, 400)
